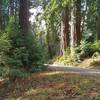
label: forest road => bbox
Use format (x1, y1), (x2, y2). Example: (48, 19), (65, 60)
(48, 65), (100, 77)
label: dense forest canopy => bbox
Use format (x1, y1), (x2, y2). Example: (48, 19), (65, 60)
(0, 0), (100, 79)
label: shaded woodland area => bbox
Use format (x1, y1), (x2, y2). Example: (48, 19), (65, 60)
(0, 0), (100, 99)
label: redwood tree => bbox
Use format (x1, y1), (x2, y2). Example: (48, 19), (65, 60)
(19, 0), (29, 34)
(71, 0), (81, 48)
(60, 6), (70, 55)
(70, 0), (82, 56)
(76, 0), (81, 44)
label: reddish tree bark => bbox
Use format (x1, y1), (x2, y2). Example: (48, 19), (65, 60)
(63, 6), (70, 48)
(60, 6), (70, 55)
(76, 0), (81, 44)
(71, 0), (81, 47)
(19, 0), (29, 34)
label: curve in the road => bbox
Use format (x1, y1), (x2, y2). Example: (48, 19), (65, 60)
(48, 65), (100, 77)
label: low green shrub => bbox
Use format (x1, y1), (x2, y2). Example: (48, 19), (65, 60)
(76, 40), (93, 58)
(91, 40), (100, 53)
(0, 17), (47, 79)
(75, 40), (100, 60)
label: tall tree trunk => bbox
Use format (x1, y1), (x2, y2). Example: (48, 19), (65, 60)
(76, 0), (81, 44)
(81, 0), (87, 34)
(46, 23), (53, 59)
(70, 0), (81, 57)
(60, 6), (69, 55)
(70, 0), (76, 46)
(19, 0), (29, 34)
(70, 0), (76, 57)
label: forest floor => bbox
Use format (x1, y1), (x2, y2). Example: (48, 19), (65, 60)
(0, 70), (100, 100)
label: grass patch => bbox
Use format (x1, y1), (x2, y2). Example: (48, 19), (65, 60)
(0, 71), (100, 100)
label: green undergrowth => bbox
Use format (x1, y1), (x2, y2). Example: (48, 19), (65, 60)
(50, 40), (100, 69)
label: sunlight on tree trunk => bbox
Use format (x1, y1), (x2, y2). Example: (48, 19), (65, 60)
(60, 6), (69, 55)
(70, 0), (76, 57)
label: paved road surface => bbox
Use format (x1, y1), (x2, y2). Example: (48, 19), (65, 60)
(48, 65), (100, 77)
